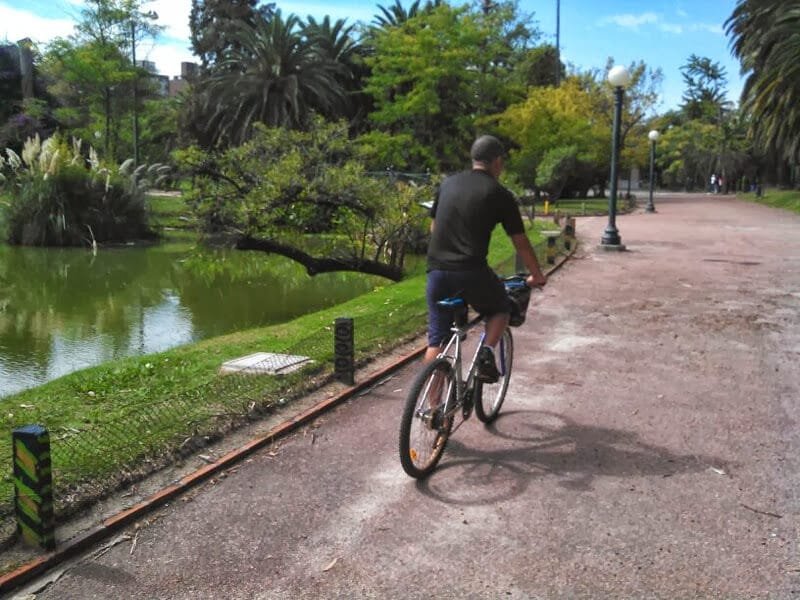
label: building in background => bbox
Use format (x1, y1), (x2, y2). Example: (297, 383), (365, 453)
(0, 38), (35, 100)
(137, 59), (197, 97)
(168, 62), (197, 97)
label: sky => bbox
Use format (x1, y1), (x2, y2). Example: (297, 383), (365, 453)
(0, 0), (746, 112)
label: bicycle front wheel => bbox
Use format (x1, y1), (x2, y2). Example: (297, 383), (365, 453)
(398, 358), (455, 478)
(475, 328), (513, 424)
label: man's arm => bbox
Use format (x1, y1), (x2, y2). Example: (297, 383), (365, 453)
(510, 233), (547, 287)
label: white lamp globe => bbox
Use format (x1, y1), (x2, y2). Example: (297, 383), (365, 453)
(607, 65), (631, 88)
(648, 130), (660, 142)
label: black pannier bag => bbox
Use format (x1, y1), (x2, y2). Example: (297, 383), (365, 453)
(504, 276), (531, 327)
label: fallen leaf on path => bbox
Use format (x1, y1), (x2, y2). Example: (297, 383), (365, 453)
(130, 531), (139, 555)
(708, 467), (726, 476)
(323, 558), (339, 572)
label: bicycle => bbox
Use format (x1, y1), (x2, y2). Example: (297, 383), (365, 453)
(398, 275), (532, 479)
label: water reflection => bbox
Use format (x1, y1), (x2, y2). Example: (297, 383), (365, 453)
(0, 243), (381, 398)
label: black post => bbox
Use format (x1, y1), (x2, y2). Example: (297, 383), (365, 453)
(334, 317), (355, 385)
(646, 139), (656, 213)
(601, 86), (624, 246)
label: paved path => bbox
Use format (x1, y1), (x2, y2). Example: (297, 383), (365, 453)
(16, 194), (800, 599)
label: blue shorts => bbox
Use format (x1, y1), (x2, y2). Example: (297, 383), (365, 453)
(426, 267), (510, 347)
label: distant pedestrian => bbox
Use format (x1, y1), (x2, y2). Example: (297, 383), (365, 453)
(718, 175), (725, 194)
(710, 173), (717, 193)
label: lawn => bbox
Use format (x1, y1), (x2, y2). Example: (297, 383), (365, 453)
(147, 192), (197, 233)
(533, 196), (637, 217)
(737, 188), (800, 214)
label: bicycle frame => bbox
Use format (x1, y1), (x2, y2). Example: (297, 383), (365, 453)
(435, 311), (486, 425)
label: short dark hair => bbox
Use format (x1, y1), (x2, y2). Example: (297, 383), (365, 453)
(470, 135), (505, 163)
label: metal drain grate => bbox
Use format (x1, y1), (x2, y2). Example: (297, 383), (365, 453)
(220, 352), (314, 376)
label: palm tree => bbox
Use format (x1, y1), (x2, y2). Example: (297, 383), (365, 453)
(726, 0), (800, 162)
(371, 0), (442, 28)
(302, 15), (369, 123)
(303, 15), (372, 124)
(200, 10), (348, 146)
(303, 15), (360, 68)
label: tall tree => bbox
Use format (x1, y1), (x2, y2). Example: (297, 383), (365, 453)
(42, 37), (134, 160)
(371, 0), (442, 28)
(680, 54), (729, 122)
(726, 0), (800, 165)
(365, 1), (538, 171)
(42, 0), (161, 162)
(512, 44), (565, 88)
(199, 11), (349, 146)
(302, 16), (368, 123)
(493, 77), (608, 193)
(189, 0), (275, 70)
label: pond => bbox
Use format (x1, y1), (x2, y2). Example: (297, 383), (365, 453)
(0, 242), (385, 398)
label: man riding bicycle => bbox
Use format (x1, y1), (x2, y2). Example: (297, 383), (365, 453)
(425, 135), (547, 382)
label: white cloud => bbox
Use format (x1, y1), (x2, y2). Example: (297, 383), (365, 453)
(676, 8), (689, 18)
(690, 23), (724, 35)
(0, 1), (195, 77)
(0, 5), (74, 44)
(599, 11), (721, 37)
(0, 0), (390, 77)
(138, 38), (195, 77)
(146, 0), (191, 44)
(600, 12), (659, 29)
(659, 23), (684, 34)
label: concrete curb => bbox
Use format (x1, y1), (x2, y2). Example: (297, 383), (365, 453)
(0, 244), (575, 596)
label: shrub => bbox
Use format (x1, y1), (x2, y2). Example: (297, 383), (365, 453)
(176, 118), (432, 277)
(0, 134), (169, 246)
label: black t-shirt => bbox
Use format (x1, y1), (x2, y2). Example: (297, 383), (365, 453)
(427, 169), (525, 271)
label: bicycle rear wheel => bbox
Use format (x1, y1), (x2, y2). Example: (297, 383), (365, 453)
(398, 358), (455, 478)
(475, 328), (513, 424)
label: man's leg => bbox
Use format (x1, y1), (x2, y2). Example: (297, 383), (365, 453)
(424, 345), (442, 363)
(483, 312), (510, 347)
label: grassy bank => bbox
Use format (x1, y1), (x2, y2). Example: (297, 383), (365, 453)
(737, 188), (800, 214)
(147, 192), (198, 239)
(0, 219), (561, 549)
(534, 196), (637, 217)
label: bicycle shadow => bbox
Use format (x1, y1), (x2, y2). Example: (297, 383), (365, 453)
(414, 409), (727, 506)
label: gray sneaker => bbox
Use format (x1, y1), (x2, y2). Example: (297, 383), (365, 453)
(476, 346), (500, 383)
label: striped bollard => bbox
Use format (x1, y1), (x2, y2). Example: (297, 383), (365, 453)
(542, 231), (560, 265)
(334, 317), (355, 385)
(13, 425), (55, 550)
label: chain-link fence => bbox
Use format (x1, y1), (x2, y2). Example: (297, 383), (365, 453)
(0, 233), (568, 550)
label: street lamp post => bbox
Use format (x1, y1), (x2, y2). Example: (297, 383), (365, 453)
(601, 65), (631, 249)
(646, 129), (660, 213)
